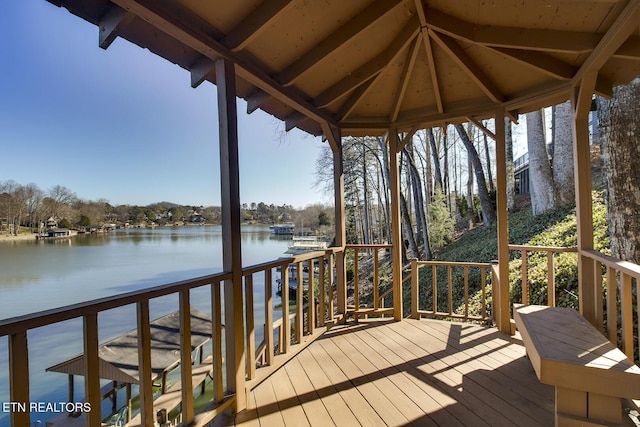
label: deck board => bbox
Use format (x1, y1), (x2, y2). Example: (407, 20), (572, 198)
(237, 318), (555, 427)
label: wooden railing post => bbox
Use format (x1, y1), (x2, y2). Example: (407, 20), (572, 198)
(245, 275), (256, 380)
(295, 261), (303, 343)
(389, 129), (403, 321)
(83, 313), (101, 427)
(136, 301), (154, 427)
(264, 270), (274, 366)
(281, 263), (291, 353)
(211, 281), (224, 403)
(9, 331), (30, 427)
(179, 290), (195, 425)
(308, 259), (316, 334)
(411, 259), (419, 319)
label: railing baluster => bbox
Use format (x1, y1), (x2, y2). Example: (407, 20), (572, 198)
(296, 261), (303, 343)
(432, 265), (437, 314)
(594, 260), (604, 334)
(83, 313), (101, 427)
(374, 249), (380, 311)
(447, 265), (453, 315)
(136, 301), (154, 426)
(354, 248), (359, 319)
(464, 266), (469, 319)
(522, 250), (529, 304)
(282, 263), (291, 353)
(411, 259), (419, 319)
(210, 280), (224, 403)
(308, 259), (316, 334)
(264, 269), (274, 366)
(328, 254), (335, 321)
(481, 267), (487, 319)
(606, 266), (617, 344)
(245, 274), (256, 380)
(319, 255), (326, 326)
(547, 251), (555, 307)
(621, 272), (633, 360)
(9, 331), (30, 427)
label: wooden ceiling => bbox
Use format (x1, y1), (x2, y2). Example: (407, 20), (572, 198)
(48, 0), (640, 137)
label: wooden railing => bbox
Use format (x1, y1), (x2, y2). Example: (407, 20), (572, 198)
(344, 244), (394, 319)
(410, 260), (492, 322)
(0, 247), (345, 427)
(509, 245), (578, 307)
(581, 249), (640, 361)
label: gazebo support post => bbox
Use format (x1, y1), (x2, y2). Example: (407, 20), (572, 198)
(572, 72), (597, 326)
(329, 127), (347, 323)
(389, 129), (404, 321)
(216, 57), (246, 411)
(495, 108), (512, 334)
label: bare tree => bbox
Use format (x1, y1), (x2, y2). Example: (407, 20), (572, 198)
(454, 124), (496, 226)
(526, 109), (557, 215)
(553, 101), (576, 206)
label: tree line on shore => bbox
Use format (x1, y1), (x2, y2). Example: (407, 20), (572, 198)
(0, 180), (334, 236)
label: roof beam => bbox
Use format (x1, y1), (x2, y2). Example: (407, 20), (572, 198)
(467, 117), (496, 141)
(426, 8), (601, 53)
(314, 16), (420, 108)
(277, 0), (405, 86)
(321, 122), (341, 153)
(285, 111), (307, 131)
(99, 6), (134, 49)
(337, 78), (376, 121)
(246, 90), (272, 114)
(429, 30), (504, 103)
(391, 38), (421, 122)
(222, 0), (294, 52)
(415, 0), (443, 113)
(110, 0), (338, 128)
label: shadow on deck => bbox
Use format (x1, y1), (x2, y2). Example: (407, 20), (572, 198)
(235, 318), (554, 426)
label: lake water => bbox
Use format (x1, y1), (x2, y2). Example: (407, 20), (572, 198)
(0, 225), (291, 426)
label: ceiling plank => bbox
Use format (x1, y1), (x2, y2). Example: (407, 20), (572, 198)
(222, 0), (294, 52)
(490, 47), (576, 80)
(337, 78), (377, 121)
(99, 6), (134, 49)
(314, 17), (420, 108)
(391, 38), (421, 122)
(572, 0), (640, 85)
(110, 0), (338, 128)
(614, 35), (640, 59)
(426, 8), (601, 53)
(429, 30), (504, 103)
(278, 0), (405, 86)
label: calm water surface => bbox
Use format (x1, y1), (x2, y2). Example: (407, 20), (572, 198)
(0, 225), (291, 426)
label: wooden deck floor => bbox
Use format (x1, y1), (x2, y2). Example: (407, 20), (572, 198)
(234, 318), (555, 427)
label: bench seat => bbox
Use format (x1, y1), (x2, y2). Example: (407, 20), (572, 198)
(514, 304), (640, 426)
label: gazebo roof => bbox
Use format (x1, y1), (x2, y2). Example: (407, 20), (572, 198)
(48, 0), (640, 136)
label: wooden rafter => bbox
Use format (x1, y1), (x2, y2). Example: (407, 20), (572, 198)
(246, 90), (272, 114)
(391, 38), (421, 122)
(415, 0), (443, 113)
(277, 0), (404, 86)
(99, 7), (134, 49)
(109, 0), (338, 128)
(222, 0), (294, 52)
(285, 111), (307, 131)
(313, 17), (420, 108)
(337, 78), (377, 121)
(429, 30), (504, 103)
(190, 57), (216, 88)
(425, 8), (601, 53)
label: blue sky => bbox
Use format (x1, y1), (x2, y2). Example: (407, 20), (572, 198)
(0, 0), (329, 209)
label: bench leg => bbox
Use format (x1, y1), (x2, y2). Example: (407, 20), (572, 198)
(555, 387), (622, 426)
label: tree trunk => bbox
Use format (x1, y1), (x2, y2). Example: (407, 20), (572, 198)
(403, 144), (432, 259)
(505, 117), (516, 211)
(553, 101), (575, 206)
(482, 121), (495, 191)
(526, 109), (557, 215)
(361, 140), (371, 244)
(400, 193), (419, 261)
(598, 78), (640, 263)
(454, 124), (497, 226)
(378, 137), (393, 246)
(467, 154), (475, 228)
(428, 128), (444, 191)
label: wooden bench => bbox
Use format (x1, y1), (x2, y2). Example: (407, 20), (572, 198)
(514, 304), (640, 426)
